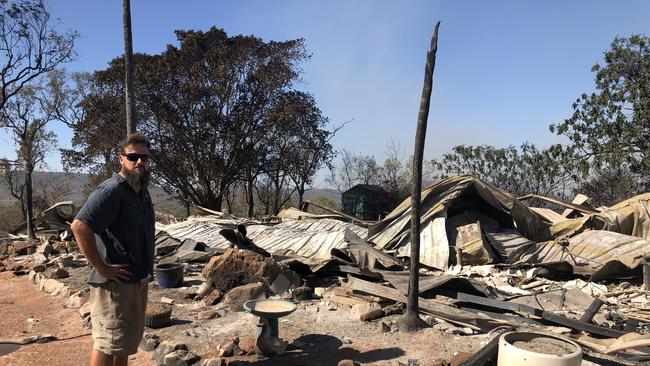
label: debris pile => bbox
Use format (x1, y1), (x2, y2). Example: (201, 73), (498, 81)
(4, 176), (650, 364)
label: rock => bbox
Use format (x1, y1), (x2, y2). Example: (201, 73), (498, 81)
(224, 283), (267, 312)
(313, 287), (326, 298)
(203, 289), (223, 306)
(238, 336), (256, 355)
(202, 248), (285, 292)
(28, 270), (38, 283)
(160, 296), (174, 304)
(351, 302), (381, 317)
(255, 336), (288, 356)
(67, 291), (87, 309)
(142, 333), (160, 350)
(200, 358), (227, 366)
(31, 264), (46, 272)
(78, 301), (92, 319)
(342, 337), (352, 344)
(163, 349), (200, 366)
(45, 267), (69, 279)
(195, 281), (213, 299)
(40, 278), (68, 295)
(32, 253), (48, 265)
(144, 337), (160, 351)
(155, 341), (189, 365)
(291, 286), (314, 301)
(216, 339), (238, 357)
(196, 309), (220, 320)
(337, 360), (360, 366)
(36, 242), (53, 256)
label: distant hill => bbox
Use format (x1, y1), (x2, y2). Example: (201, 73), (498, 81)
(0, 171), (186, 217)
(0, 171), (341, 218)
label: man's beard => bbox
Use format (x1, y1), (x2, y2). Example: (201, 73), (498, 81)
(122, 167), (151, 191)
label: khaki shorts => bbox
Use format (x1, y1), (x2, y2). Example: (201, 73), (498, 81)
(90, 281), (148, 356)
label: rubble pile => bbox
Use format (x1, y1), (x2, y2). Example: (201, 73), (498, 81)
(5, 176), (650, 364)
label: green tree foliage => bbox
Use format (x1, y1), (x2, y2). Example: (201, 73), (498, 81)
(550, 35), (650, 184)
(430, 143), (580, 199)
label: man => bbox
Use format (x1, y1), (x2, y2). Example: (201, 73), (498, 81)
(71, 133), (155, 366)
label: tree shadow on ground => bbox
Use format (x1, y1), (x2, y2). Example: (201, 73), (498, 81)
(231, 333), (405, 366)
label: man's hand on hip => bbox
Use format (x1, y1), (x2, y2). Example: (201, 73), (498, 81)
(96, 263), (132, 283)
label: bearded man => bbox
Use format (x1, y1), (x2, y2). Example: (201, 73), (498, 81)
(71, 133), (155, 366)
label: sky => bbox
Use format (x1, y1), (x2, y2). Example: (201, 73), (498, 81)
(1, 0), (649, 182)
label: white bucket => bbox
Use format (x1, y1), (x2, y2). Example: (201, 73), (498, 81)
(497, 331), (582, 366)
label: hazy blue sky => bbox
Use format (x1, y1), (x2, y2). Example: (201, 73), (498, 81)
(1, 0), (649, 178)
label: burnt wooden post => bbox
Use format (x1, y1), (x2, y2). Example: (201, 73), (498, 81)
(123, 0), (136, 135)
(398, 21), (441, 332)
(579, 298), (604, 324)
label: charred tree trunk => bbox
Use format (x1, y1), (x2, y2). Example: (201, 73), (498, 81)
(123, 0), (136, 135)
(25, 167), (36, 239)
(398, 21), (440, 332)
(297, 183), (306, 210)
(247, 178), (255, 217)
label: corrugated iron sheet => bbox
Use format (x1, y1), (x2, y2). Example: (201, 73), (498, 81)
(513, 230), (649, 280)
(368, 176), (550, 269)
(157, 218), (367, 260)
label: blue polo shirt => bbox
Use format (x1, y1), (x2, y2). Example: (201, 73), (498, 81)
(75, 173), (155, 284)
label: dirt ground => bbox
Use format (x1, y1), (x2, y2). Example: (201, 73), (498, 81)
(0, 270), (493, 365)
(0, 271), (154, 366)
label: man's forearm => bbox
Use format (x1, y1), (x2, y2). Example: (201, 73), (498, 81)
(70, 219), (106, 270)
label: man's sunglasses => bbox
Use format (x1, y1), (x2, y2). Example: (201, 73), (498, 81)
(121, 153), (150, 162)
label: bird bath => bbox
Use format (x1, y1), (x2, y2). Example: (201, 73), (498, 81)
(243, 299), (297, 338)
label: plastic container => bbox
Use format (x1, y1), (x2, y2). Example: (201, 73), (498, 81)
(155, 263), (184, 288)
(497, 331), (582, 366)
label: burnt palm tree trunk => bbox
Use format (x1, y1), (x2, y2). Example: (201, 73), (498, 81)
(398, 21), (440, 332)
(123, 0), (136, 135)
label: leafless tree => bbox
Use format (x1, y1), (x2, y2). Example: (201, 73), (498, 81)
(0, 0), (77, 111)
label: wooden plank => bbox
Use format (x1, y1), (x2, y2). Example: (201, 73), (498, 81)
(438, 290), (625, 338)
(343, 277), (506, 331)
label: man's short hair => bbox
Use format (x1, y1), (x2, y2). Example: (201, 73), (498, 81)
(121, 133), (151, 152)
